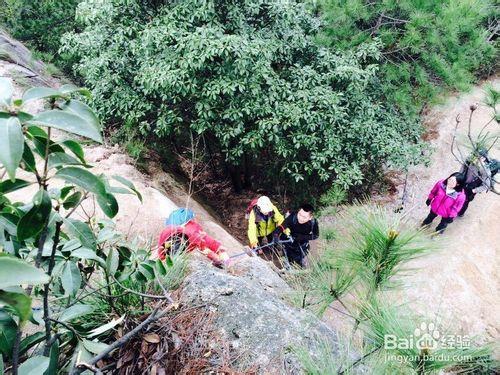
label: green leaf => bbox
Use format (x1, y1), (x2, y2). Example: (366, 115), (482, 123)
(64, 218), (96, 250)
(60, 100), (100, 133)
(60, 261), (81, 297)
(0, 256), (50, 288)
(166, 255), (174, 268)
(0, 309), (17, 356)
(22, 87), (64, 104)
(60, 186), (74, 200)
(17, 111), (34, 123)
(26, 110), (103, 143)
(96, 192), (119, 218)
(112, 175), (143, 203)
(0, 290), (32, 322)
(61, 140), (85, 163)
(138, 263), (154, 279)
(17, 190), (52, 241)
(59, 84), (91, 98)
(0, 179), (33, 194)
(22, 143), (37, 172)
(71, 248), (106, 267)
(155, 259), (167, 276)
(0, 77), (13, 107)
(62, 191), (82, 210)
(19, 331), (45, 355)
(87, 315), (124, 338)
(106, 248), (119, 276)
(44, 340), (59, 375)
(26, 126), (48, 139)
(18, 355), (50, 375)
(59, 304), (94, 322)
(55, 167), (106, 196)
(61, 239), (81, 253)
(48, 152), (85, 170)
(82, 339), (109, 355)
(31, 135), (65, 158)
(0, 117), (24, 181)
(0, 213), (19, 236)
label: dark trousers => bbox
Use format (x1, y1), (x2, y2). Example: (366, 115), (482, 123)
(284, 242), (310, 267)
(422, 210), (453, 234)
(257, 234), (274, 246)
(458, 187), (475, 216)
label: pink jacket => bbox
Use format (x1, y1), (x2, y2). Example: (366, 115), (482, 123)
(428, 180), (465, 218)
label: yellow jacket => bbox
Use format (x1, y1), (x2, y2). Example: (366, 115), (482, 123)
(247, 204), (284, 246)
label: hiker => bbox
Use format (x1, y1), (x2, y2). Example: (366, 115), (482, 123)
(156, 208), (231, 268)
(458, 150), (493, 217)
(422, 172), (466, 234)
(247, 196), (285, 249)
(273, 203), (319, 267)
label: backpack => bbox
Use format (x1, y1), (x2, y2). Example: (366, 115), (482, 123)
(245, 198), (259, 220)
(489, 159), (499, 186)
(490, 159), (499, 178)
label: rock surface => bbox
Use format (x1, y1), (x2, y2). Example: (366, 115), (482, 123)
(181, 258), (357, 373)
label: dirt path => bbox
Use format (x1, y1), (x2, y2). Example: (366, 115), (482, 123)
(389, 79), (500, 341)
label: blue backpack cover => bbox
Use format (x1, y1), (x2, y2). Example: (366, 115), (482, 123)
(165, 208), (195, 226)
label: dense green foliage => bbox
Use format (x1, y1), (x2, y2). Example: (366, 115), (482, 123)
(60, 0), (424, 194)
(312, 0), (498, 113)
(0, 0), (80, 63)
(1, 0), (496, 197)
(0, 78), (180, 373)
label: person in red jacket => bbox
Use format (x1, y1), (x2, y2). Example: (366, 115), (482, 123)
(156, 209), (231, 268)
(421, 172), (466, 234)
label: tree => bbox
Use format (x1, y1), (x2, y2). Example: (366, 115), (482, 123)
(61, 0), (425, 195)
(312, 0), (498, 114)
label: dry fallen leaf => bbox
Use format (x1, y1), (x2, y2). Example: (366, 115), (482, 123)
(143, 333), (161, 344)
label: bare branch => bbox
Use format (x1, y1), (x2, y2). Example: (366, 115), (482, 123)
(112, 276), (174, 303)
(70, 305), (173, 375)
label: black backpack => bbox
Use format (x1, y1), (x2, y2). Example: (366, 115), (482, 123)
(490, 159), (499, 177)
(489, 159), (499, 186)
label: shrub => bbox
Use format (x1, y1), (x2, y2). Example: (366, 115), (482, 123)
(61, 0), (425, 196)
(0, 0), (80, 65)
(0, 78), (179, 374)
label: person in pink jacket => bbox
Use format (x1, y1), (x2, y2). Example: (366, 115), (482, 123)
(422, 172), (466, 234)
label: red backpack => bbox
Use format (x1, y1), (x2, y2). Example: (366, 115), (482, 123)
(245, 198), (259, 219)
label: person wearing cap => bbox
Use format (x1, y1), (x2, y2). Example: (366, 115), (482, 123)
(156, 208), (231, 268)
(247, 196), (285, 249)
(458, 149), (492, 216)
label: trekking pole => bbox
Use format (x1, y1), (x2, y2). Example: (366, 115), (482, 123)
(230, 238), (294, 259)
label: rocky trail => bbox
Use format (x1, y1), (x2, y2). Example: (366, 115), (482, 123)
(388, 79), (499, 341)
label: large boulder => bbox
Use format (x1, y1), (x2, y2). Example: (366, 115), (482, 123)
(181, 258), (360, 373)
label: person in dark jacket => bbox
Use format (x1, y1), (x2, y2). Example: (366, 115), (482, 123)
(273, 203), (319, 267)
(422, 172), (466, 234)
(458, 150), (492, 217)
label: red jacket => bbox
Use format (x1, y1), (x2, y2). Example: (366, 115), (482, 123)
(428, 180), (465, 219)
(156, 220), (222, 261)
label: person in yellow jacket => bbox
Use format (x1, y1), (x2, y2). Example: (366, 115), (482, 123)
(247, 196), (285, 248)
